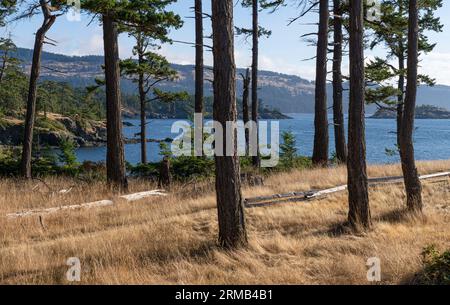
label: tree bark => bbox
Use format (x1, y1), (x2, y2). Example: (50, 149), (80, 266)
(195, 0), (204, 156)
(332, 0), (347, 164)
(134, 31), (148, 165)
(211, 0), (248, 249)
(102, 13), (128, 191)
(158, 156), (172, 190)
(242, 68), (251, 155)
(397, 49), (405, 151)
(400, 0), (422, 212)
(20, 0), (56, 179)
(347, 0), (371, 230)
(312, 0), (329, 166)
(251, 0), (260, 168)
(138, 61), (147, 164)
(396, 3), (405, 151)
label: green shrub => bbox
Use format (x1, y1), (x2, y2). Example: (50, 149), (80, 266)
(129, 156), (215, 182)
(280, 130), (297, 168)
(58, 138), (78, 167)
(35, 117), (66, 132)
(417, 245), (450, 285)
(171, 156), (215, 180)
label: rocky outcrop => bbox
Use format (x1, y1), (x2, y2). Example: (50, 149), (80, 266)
(371, 105), (450, 119)
(0, 114), (106, 147)
(57, 117), (107, 146)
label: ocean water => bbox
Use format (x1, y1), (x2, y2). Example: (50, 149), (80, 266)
(75, 113), (450, 165)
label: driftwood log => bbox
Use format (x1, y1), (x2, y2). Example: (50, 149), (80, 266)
(5, 190), (167, 219)
(245, 171), (450, 208)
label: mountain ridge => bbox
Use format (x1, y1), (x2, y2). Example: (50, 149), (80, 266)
(13, 47), (450, 114)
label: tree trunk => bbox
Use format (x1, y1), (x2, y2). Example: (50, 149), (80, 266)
(211, 0), (247, 249)
(20, 0), (56, 179)
(242, 68), (251, 155)
(312, 0), (329, 166)
(332, 0), (347, 164)
(347, 0), (371, 230)
(138, 52), (147, 165)
(195, 0), (204, 156)
(251, 0), (260, 168)
(158, 156), (172, 190)
(135, 32), (147, 165)
(102, 13), (128, 191)
(400, 0), (422, 212)
(397, 49), (405, 150)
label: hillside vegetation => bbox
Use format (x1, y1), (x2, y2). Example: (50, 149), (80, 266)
(0, 113), (106, 147)
(371, 105), (450, 119)
(13, 48), (450, 113)
(1, 160), (449, 284)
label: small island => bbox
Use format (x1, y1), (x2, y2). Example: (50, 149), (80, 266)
(371, 105), (450, 119)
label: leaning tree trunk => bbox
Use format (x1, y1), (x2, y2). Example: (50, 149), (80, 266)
(195, 0), (204, 156)
(20, 0), (56, 178)
(312, 0), (329, 166)
(347, 0), (371, 231)
(332, 0), (347, 164)
(251, 0), (260, 168)
(211, 0), (247, 249)
(242, 68), (251, 155)
(400, 0), (422, 212)
(102, 13), (128, 191)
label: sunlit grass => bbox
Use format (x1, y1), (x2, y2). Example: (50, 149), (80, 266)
(0, 160), (449, 284)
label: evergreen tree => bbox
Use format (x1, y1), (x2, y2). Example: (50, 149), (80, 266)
(332, 0), (347, 163)
(365, 0), (443, 149)
(237, 0), (277, 168)
(312, 0), (329, 166)
(348, 0), (371, 231)
(194, 0), (204, 156)
(120, 6), (183, 164)
(212, 0), (247, 249)
(81, 0), (183, 190)
(19, 0), (63, 179)
(399, 0), (422, 212)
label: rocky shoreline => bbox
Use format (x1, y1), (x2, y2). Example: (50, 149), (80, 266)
(122, 108), (292, 120)
(0, 114), (107, 148)
(1, 107), (292, 148)
(371, 105), (450, 119)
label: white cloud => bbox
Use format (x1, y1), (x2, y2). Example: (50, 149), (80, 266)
(420, 52), (450, 86)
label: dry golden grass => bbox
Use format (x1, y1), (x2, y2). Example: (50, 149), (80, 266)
(0, 160), (449, 284)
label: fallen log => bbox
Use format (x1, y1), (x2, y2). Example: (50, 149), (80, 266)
(6, 200), (114, 219)
(5, 189), (167, 219)
(245, 171), (450, 208)
(120, 190), (167, 202)
(245, 192), (309, 204)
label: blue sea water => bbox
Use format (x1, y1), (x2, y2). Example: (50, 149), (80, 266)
(75, 113), (450, 165)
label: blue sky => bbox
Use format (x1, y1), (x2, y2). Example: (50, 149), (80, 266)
(2, 1), (450, 84)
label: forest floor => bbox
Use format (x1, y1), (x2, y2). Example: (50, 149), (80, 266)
(0, 160), (449, 284)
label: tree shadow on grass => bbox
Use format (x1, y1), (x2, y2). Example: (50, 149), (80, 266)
(375, 208), (425, 225)
(311, 220), (363, 238)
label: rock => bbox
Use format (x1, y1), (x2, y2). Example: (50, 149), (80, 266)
(371, 105), (450, 119)
(0, 115), (107, 148)
(38, 131), (63, 146)
(0, 124), (23, 146)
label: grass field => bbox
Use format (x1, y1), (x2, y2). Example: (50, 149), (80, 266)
(0, 160), (449, 284)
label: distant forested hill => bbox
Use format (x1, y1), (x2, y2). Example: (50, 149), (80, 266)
(13, 48), (450, 114)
